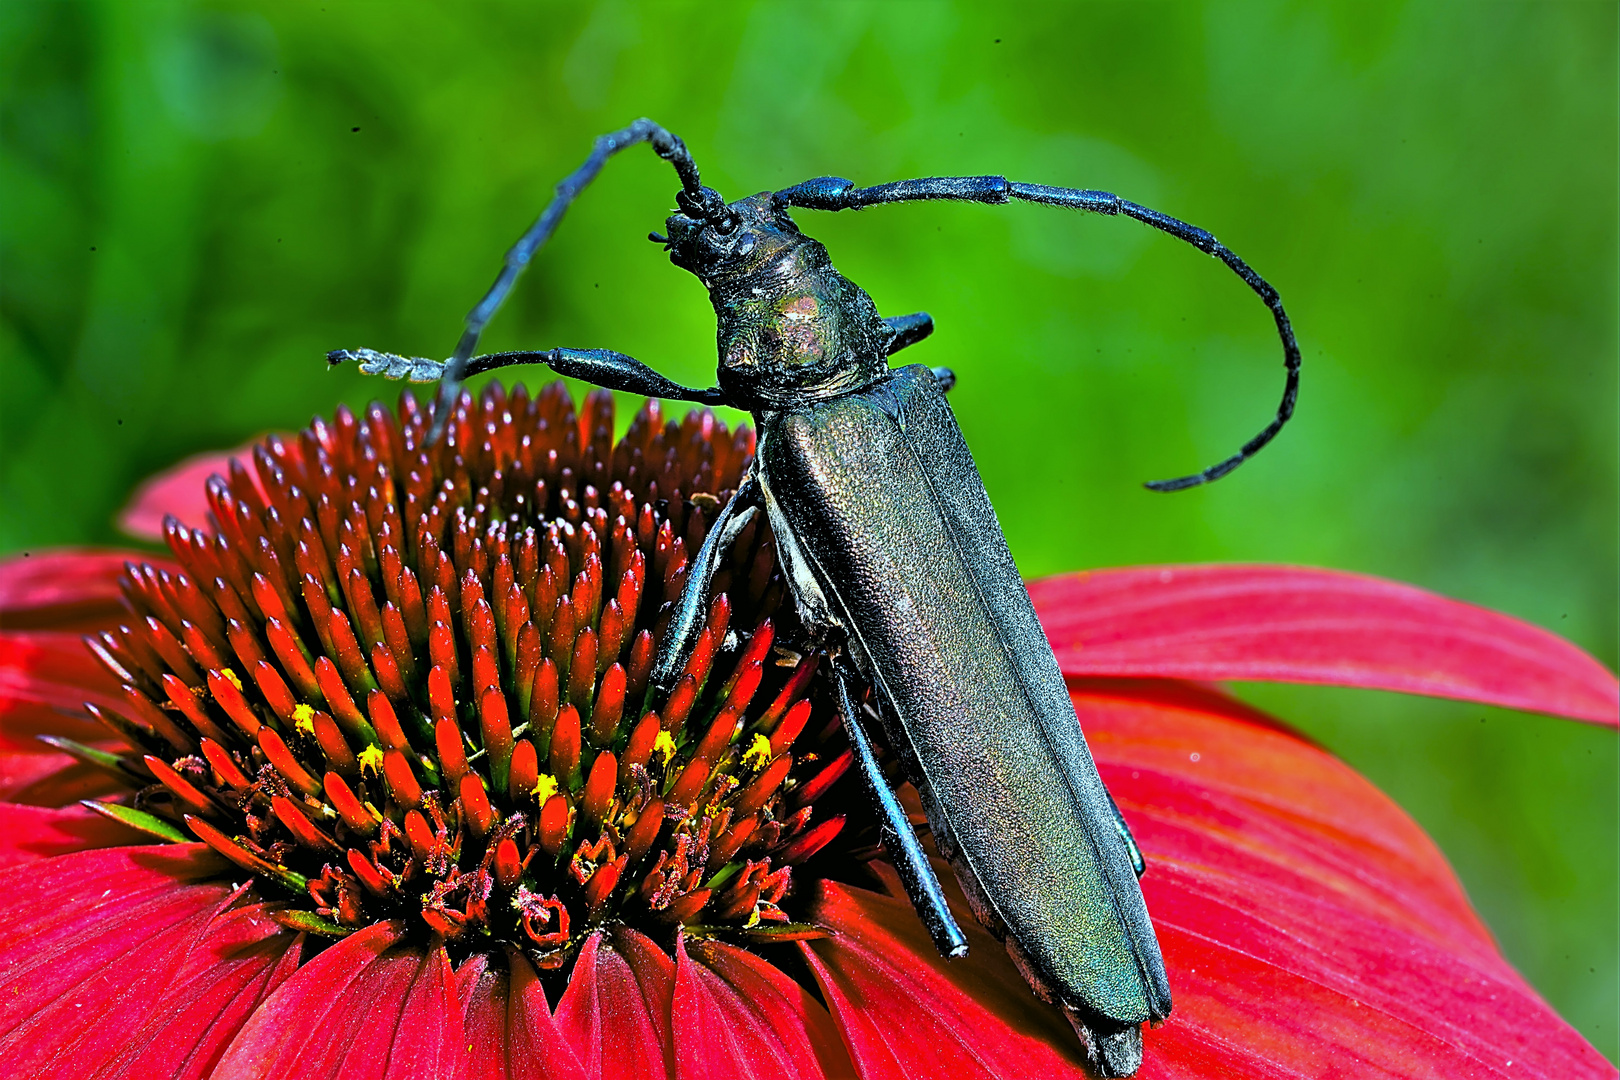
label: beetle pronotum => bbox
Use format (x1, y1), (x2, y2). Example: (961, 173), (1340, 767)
(333, 119), (1299, 1078)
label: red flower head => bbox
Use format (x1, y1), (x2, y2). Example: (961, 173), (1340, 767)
(0, 383), (1613, 1079)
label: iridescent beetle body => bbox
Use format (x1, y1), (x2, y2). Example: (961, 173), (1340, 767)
(335, 119), (1300, 1077)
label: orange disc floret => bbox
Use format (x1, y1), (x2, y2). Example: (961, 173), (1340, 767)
(88, 382), (876, 967)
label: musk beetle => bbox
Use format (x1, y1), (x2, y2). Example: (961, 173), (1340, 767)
(332, 119), (1300, 1078)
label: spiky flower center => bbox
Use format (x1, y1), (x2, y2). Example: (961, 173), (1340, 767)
(84, 383), (854, 963)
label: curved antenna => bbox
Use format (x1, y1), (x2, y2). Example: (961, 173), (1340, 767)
(426, 119), (711, 440)
(775, 175), (1300, 491)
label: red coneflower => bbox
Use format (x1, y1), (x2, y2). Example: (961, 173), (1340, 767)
(0, 381), (1613, 1079)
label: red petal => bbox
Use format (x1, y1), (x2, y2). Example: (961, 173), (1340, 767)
(0, 801), (147, 867)
(118, 445), (259, 541)
(0, 626), (135, 804)
(0, 844), (238, 1077)
(803, 880), (1092, 1080)
(84, 902), (301, 1080)
(1085, 680), (1492, 948)
(805, 680), (1611, 1079)
(1031, 565), (1619, 725)
(457, 950), (587, 1080)
(0, 550), (163, 631)
(0, 629), (125, 751)
(212, 921), (467, 1080)
(381, 941), (467, 1080)
(554, 928), (675, 1080)
(1077, 678), (1612, 1077)
(673, 935), (854, 1080)
(0, 749), (125, 804)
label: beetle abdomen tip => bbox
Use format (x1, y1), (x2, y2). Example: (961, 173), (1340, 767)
(1064, 1009), (1145, 1078)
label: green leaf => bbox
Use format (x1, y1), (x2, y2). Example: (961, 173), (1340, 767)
(80, 800), (188, 842)
(269, 909), (353, 938)
(739, 922), (830, 942)
(703, 861), (743, 891)
(683, 921), (830, 943)
(39, 736), (128, 774)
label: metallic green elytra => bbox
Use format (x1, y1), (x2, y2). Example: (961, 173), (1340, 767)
(334, 118), (1301, 1078)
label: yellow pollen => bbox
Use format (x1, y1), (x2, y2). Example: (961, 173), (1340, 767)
(531, 773), (559, 805)
(653, 731), (677, 766)
(742, 733), (772, 771)
(358, 744), (385, 775)
(220, 667), (243, 692)
(744, 906), (762, 928)
(293, 703), (317, 736)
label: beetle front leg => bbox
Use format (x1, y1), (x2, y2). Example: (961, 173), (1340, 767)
(328, 346), (730, 406)
(832, 657), (970, 960)
(648, 470), (762, 702)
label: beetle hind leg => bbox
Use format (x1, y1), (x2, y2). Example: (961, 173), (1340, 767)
(832, 659), (969, 959)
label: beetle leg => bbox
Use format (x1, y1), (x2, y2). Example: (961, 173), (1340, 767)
(647, 470), (762, 702)
(328, 346), (729, 407)
(929, 366), (956, 393)
(1107, 789), (1146, 878)
(833, 658), (970, 960)
(882, 311), (933, 355)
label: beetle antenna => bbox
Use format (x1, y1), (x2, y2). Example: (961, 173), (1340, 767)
(425, 120), (708, 441)
(774, 174), (1300, 491)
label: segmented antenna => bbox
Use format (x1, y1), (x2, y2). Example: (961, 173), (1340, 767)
(426, 119), (711, 440)
(775, 174), (1300, 491)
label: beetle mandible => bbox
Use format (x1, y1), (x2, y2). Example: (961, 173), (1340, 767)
(332, 118), (1300, 1078)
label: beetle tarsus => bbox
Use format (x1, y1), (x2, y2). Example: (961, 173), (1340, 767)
(327, 348), (448, 383)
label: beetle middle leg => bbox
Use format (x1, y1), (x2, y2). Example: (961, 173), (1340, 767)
(647, 471), (762, 702)
(832, 657), (970, 959)
(1108, 789), (1146, 878)
(882, 311), (933, 355)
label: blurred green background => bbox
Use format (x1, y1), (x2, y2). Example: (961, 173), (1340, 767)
(3, 0), (1615, 1058)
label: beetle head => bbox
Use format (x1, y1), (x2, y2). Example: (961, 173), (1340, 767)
(661, 188), (800, 282)
(660, 192), (892, 408)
